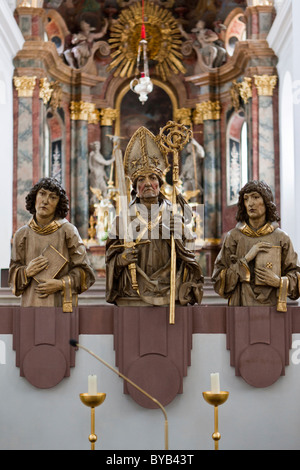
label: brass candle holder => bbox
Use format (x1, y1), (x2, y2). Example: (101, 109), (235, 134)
(202, 391), (229, 450)
(80, 393), (106, 450)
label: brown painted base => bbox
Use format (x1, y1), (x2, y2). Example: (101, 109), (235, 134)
(12, 307), (79, 389)
(0, 304), (299, 398)
(226, 306), (292, 388)
(114, 306), (193, 408)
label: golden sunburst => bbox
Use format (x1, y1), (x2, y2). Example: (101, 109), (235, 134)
(107, 0), (186, 81)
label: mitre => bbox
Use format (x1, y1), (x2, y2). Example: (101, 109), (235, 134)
(124, 126), (169, 183)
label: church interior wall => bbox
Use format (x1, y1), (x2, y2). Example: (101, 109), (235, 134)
(1, 0), (300, 451)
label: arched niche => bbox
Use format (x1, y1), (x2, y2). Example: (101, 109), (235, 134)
(45, 107), (66, 186)
(223, 8), (246, 57)
(114, 79), (178, 186)
(115, 78), (177, 153)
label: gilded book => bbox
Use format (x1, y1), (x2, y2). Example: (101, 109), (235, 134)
(255, 245), (281, 286)
(33, 245), (68, 283)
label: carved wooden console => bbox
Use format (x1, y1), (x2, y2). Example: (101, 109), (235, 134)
(13, 307), (79, 389)
(0, 305), (299, 403)
(113, 306), (193, 408)
(226, 306), (293, 388)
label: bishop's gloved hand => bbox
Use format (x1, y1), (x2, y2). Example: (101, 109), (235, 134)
(116, 246), (139, 268)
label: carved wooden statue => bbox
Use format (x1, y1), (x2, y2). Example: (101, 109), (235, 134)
(105, 126), (204, 307)
(9, 177), (95, 312)
(212, 180), (300, 312)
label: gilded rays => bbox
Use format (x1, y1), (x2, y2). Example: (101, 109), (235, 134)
(107, 0), (185, 81)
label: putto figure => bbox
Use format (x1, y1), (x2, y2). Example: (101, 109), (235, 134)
(105, 126), (204, 307)
(9, 178), (95, 311)
(212, 180), (300, 312)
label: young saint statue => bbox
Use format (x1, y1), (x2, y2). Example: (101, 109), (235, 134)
(105, 126), (204, 307)
(212, 180), (300, 312)
(9, 178), (95, 311)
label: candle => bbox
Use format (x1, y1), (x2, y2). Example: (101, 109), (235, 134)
(210, 373), (220, 393)
(88, 375), (97, 395)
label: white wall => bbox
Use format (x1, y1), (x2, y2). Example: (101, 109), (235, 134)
(1, 332), (300, 450)
(268, 0), (300, 255)
(0, 2), (24, 271)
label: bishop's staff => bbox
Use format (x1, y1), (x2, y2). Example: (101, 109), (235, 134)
(159, 121), (192, 325)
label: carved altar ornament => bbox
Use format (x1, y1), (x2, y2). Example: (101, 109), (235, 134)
(17, 0), (42, 6)
(17, 0), (31, 6)
(13, 76), (36, 98)
(107, 0), (185, 81)
(254, 75), (277, 96)
(117, 0), (175, 6)
(248, 0), (274, 5)
(193, 101), (221, 124)
(174, 108), (192, 127)
(231, 80), (241, 112)
(239, 77), (252, 104)
(100, 108), (119, 127)
(231, 78), (252, 110)
(39, 78), (53, 105)
(70, 101), (100, 124)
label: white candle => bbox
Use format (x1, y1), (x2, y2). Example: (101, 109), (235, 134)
(88, 375), (97, 395)
(210, 373), (220, 393)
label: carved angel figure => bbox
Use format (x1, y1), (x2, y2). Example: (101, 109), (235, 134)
(64, 19), (108, 68)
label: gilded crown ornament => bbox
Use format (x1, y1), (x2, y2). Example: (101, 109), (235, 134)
(124, 126), (169, 183)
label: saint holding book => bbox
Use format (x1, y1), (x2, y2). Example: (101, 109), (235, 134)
(9, 178), (95, 311)
(212, 181), (300, 312)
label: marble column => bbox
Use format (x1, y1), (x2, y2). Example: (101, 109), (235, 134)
(254, 75), (278, 197)
(70, 101), (94, 239)
(71, 119), (89, 239)
(194, 101), (222, 243)
(13, 76), (37, 231)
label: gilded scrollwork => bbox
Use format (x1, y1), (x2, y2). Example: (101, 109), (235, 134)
(230, 77), (252, 110)
(174, 108), (192, 127)
(39, 78), (53, 105)
(239, 77), (252, 104)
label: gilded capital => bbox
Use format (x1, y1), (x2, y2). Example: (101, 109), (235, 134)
(70, 101), (100, 124)
(174, 108), (192, 127)
(100, 108), (119, 126)
(13, 76), (36, 98)
(193, 101), (221, 124)
(254, 75), (277, 96)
